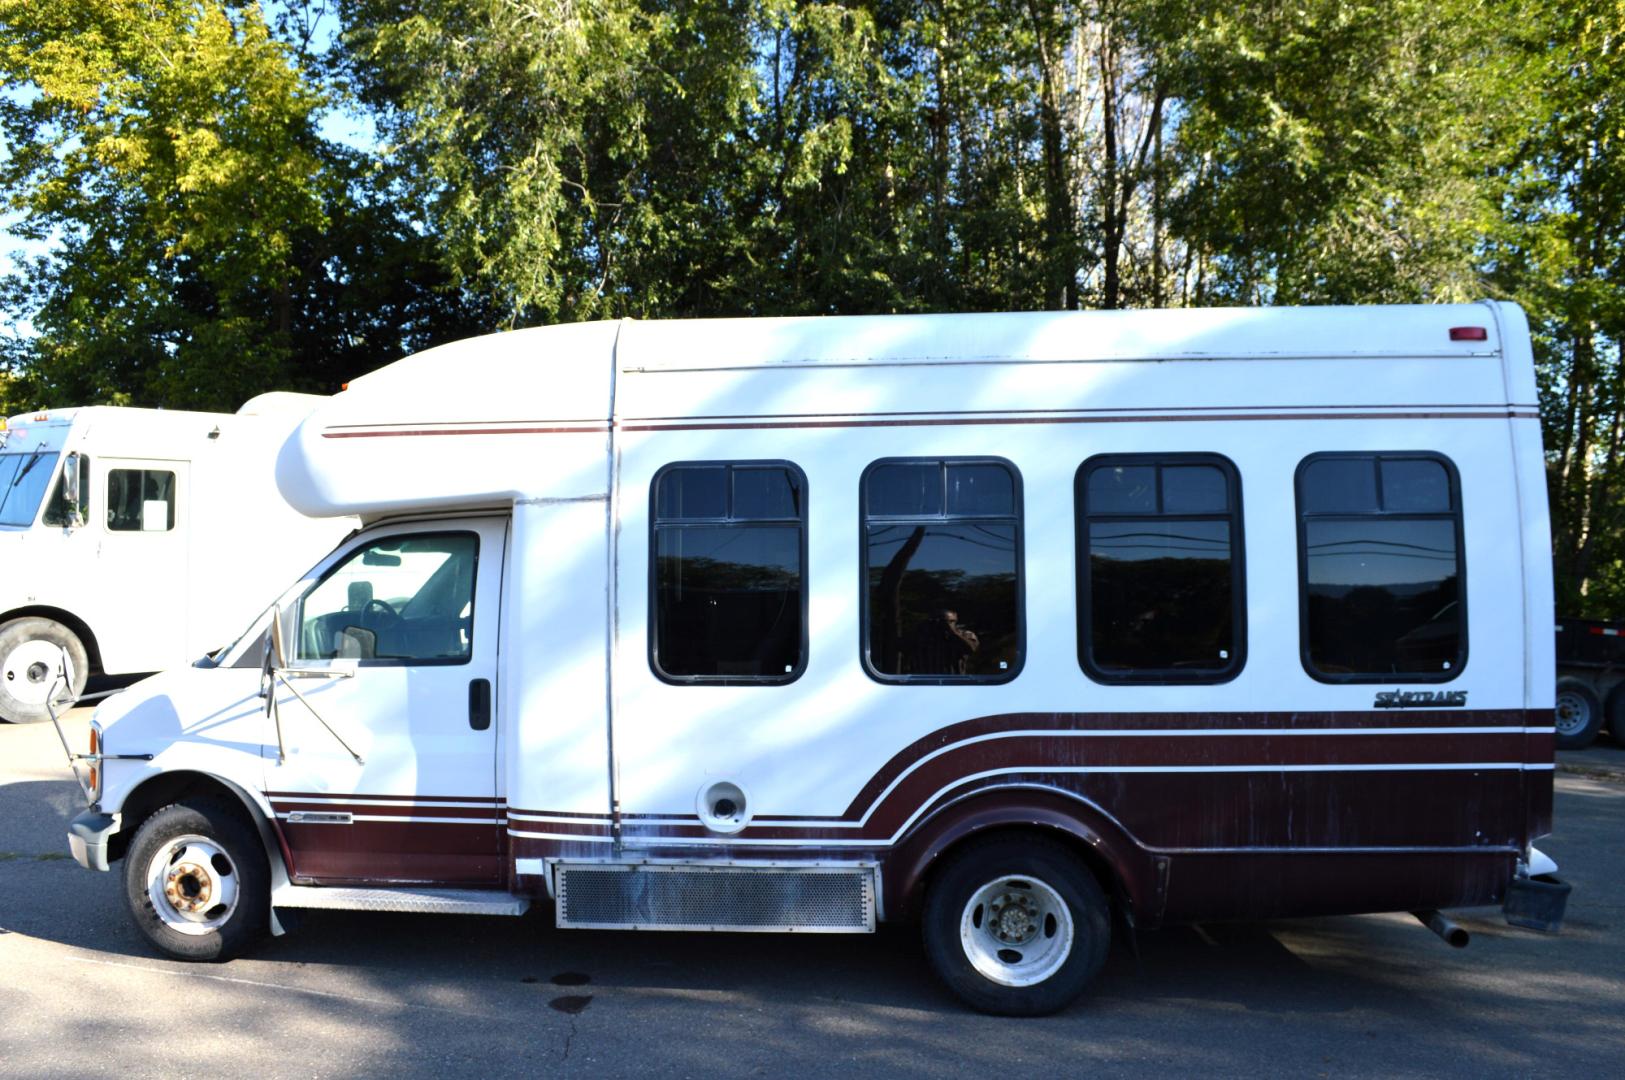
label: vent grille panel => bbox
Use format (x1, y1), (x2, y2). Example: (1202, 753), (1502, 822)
(556, 865), (875, 932)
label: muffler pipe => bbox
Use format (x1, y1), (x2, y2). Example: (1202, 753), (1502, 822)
(1412, 910), (1469, 948)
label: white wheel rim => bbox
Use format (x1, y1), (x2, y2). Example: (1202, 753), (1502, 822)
(959, 874), (1075, 988)
(144, 834), (240, 936)
(1, 639), (64, 708)
(1555, 691), (1592, 736)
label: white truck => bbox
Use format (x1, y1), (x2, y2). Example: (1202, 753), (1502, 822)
(62, 304), (1567, 1015)
(0, 395), (355, 723)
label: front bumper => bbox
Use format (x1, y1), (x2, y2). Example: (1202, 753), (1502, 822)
(67, 810), (119, 872)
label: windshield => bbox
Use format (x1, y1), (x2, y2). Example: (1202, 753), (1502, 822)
(0, 450), (61, 527)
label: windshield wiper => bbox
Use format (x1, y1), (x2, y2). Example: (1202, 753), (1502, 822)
(12, 448), (44, 487)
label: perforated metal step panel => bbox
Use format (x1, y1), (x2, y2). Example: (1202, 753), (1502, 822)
(555, 863), (877, 932)
(272, 884), (530, 916)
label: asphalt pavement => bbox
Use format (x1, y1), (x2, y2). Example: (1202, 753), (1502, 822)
(3, 712), (1622, 1079)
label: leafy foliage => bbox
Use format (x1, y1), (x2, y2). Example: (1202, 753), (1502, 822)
(2, 0), (1624, 609)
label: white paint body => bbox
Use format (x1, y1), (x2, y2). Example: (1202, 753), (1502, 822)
(84, 303), (1554, 923)
(1, 395), (355, 674)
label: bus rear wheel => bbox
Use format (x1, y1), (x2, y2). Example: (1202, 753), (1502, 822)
(922, 835), (1110, 1016)
(0, 617), (88, 724)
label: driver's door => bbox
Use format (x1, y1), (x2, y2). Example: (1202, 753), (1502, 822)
(264, 518), (506, 886)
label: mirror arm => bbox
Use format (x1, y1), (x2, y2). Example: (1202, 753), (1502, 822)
(271, 673), (366, 766)
(259, 603), (365, 766)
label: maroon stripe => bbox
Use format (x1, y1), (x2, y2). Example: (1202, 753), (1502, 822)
(505, 818), (613, 837)
(628, 403), (1536, 422)
(275, 802), (501, 820)
(519, 766), (1532, 853)
(621, 411), (1532, 433)
(311, 410), (1535, 440)
(833, 709), (1538, 820)
(325, 418), (607, 430)
(267, 791), (504, 804)
(322, 424), (608, 438)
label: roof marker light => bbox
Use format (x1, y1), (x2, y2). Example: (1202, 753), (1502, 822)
(1449, 327), (1488, 342)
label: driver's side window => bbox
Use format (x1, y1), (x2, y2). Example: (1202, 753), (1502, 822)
(296, 532), (479, 664)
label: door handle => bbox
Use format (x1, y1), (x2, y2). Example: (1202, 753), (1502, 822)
(468, 678), (491, 731)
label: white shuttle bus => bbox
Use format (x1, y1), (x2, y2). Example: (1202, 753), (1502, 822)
(0, 396), (354, 723)
(61, 304), (1566, 1015)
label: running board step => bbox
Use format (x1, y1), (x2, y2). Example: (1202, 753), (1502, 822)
(273, 884), (530, 916)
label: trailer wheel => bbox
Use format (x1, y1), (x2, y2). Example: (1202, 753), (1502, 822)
(0, 617), (88, 724)
(922, 835), (1110, 1016)
(1554, 678), (1603, 750)
(124, 800), (269, 962)
(1606, 684), (1625, 748)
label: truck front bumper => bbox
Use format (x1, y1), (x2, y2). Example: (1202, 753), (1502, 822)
(67, 810), (118, 872)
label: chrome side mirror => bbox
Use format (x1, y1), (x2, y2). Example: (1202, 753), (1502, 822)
(61, 452), (83, 528)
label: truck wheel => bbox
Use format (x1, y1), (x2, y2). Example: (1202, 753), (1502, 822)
(124, 800), (269, 962)
(922, 835), (1110, 1016)
(1555, 678), (1603, 749)
(1606, 684), (1625, 749)
(0, 617), (89, 724)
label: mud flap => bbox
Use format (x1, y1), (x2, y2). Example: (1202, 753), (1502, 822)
(1503, 874), (1571, 933)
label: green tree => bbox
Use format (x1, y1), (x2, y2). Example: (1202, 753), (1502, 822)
(0, 0), (489, 409)
(0, 0), (333, 407)
(1159, 0), (1510, 305)
(1484, 0), (1625, 614)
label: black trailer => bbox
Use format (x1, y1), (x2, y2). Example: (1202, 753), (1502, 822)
(1555, 617), (1625, 748)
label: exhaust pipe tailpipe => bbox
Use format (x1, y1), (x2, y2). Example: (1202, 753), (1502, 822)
(1412, 910), (1469, 948)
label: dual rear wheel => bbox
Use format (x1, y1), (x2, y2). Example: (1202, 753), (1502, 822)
(923, 836), (1111, 1015)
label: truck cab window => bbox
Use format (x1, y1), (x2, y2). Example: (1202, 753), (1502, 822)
(1297, 453), (1465, 681)
(862, 458), (1023, 683)
(1076, 455), (1245, 683)
(650, 462), (807, 684)
(107, 468), (175, 531)
(297, 532), (479, 664)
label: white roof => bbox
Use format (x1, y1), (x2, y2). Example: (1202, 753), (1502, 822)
(276, 302), (1531, 519)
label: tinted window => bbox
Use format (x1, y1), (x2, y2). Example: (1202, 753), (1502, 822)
(1077, 455), (1244, 682)
(1298, 453), (1464, 680)
(863, 458), (1022, 682)
(107, 468), (175, 531)
(298, 533), (478, 663)
(651, 462), (807, 683)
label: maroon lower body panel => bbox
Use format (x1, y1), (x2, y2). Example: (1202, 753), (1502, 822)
(267, 795), (507, 886)
(1158, 850), (1518, 923)
(273, 709), (1554, 928)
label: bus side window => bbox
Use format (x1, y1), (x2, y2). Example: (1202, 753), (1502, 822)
(107, 469), (176, 532)
(861, 458), (1024, 684)
(1076, 454), (1246, 684)
(650, 461), (808, 685)
(1296, 452), (1465, 681)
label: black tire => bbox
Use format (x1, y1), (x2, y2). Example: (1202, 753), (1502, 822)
(0, 616), (89, 724)
(1555, 677), (1604, 750)
(123, 800), (270, 962)
(922, 834), (1110, 1016)
(1607, 684), (1625, 749)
